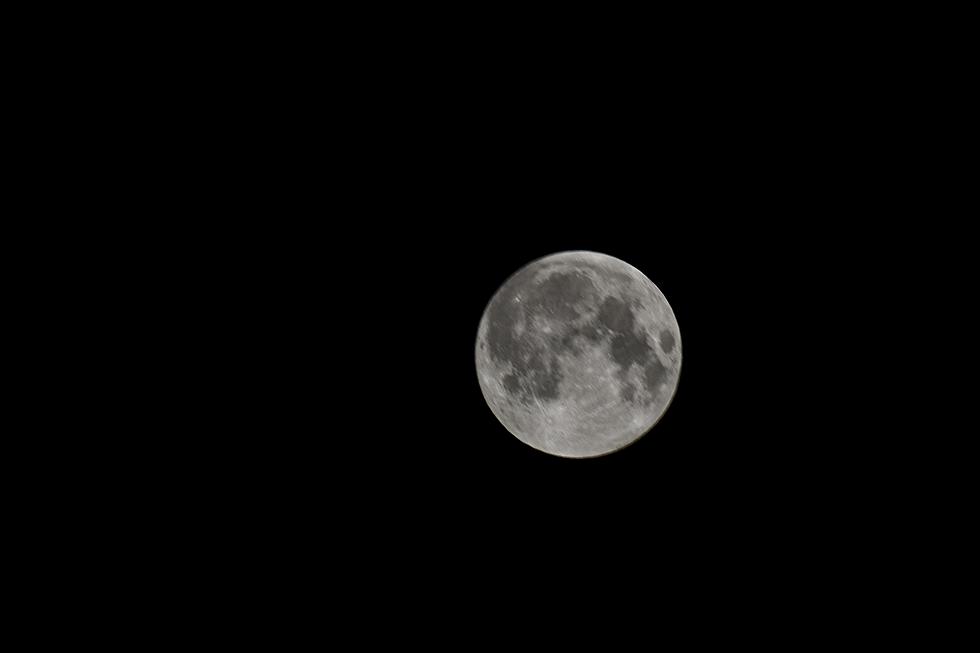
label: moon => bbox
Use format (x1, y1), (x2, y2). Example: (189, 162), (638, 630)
(475, 251), (681, 458)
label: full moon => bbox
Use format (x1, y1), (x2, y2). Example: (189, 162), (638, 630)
(475, 251), (681, 458)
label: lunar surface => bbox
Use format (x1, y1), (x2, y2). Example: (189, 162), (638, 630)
(475, 251), (681, 458)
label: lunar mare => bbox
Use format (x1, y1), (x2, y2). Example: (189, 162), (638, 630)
(475, 251), (681, 458)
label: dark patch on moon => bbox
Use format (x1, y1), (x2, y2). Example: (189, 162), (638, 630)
(596, 296), (653, 369)
(521, 351), (562, 401)
(579, 324), (601, 341)
(539, 357), (563, 399)
(596, 296), (633, 333)
(531, 271), (596, 320)
(660, 329), (675, 354)
(610, 333), (651, 368)
(643, 356), (667, 401)
(558, 330), (582, 355)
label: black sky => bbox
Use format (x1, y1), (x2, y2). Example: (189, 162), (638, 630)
(199, 45), (911, 568)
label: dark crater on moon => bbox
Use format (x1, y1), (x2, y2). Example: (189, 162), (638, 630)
(533, 270), (594, 320)
(597, 296), (652, 369)
(485, 268), (668, 407)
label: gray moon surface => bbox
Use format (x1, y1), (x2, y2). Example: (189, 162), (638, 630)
(475, 251), (681, 458)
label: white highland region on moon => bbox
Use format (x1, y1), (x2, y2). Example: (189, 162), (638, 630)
(475, 251), (681, 458)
